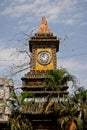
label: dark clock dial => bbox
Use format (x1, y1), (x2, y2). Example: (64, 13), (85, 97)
(37, 51), (51, 65)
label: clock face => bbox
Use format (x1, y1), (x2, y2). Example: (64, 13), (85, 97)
(37, 51), (51, 65)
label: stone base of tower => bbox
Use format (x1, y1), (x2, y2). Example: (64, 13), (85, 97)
(21, 70), (69, 97)
(21, 70), (69, 130)
(25, 113), (58, 130)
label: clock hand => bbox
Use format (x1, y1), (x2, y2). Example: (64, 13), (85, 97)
(42, 54), (46, 59)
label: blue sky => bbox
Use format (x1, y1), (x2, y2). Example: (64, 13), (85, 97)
(0, 0), (87, 91)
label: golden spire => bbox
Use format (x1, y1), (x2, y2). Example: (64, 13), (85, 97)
(37, 16), (51, 34)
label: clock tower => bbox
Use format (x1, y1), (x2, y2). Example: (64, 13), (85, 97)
(21, 17), (61, 130)
(29, 16), (59, 71)
(21, 17), (60, 96)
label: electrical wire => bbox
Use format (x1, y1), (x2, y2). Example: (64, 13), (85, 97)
(58, 52), (87, 59)
(0, 52), (87, 62)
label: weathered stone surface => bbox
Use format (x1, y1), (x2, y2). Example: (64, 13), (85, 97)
(37, 16), (51, 34)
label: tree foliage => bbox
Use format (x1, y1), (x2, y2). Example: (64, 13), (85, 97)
(43, 69), (87, 130)
(7, 90), (33, 130)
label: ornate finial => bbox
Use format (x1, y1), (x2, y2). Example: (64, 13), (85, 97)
(37, 16), (51, 34)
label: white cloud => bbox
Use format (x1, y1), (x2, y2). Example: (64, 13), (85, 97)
(65, 19), (75, 25)
(0, 41), (15, 62)
(58, 58), (87, 71)
(0, 0), (87, 87)
(0, 0), (86, 25)
(0, 38), (30, 78)
(58, 58), (87, 88)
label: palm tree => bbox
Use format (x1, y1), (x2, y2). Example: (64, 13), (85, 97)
(7, 90), (33, 130)
(43, 69), (85, 130)
(57, 98), (83, 130)
(43, 68), (77, 112)
(72, 87), (87, 130)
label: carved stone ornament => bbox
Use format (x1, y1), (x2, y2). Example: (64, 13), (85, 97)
(37, 16), (51, 34)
